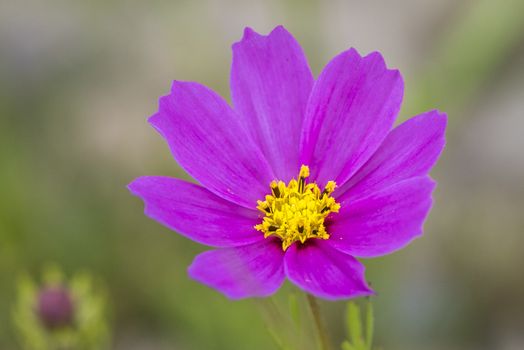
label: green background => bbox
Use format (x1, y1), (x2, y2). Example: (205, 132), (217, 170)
(1, 0), (524, 349)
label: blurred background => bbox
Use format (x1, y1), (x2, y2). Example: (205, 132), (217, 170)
(1, 0), (523, 349)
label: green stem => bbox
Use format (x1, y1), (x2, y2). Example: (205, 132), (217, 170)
(306, 294), (331, 350)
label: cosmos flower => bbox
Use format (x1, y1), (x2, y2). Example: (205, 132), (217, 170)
(129, 26), (446, 300)
(12, 266), (110, 349)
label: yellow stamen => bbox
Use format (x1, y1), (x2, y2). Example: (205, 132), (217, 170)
(255, 165), (340, 251)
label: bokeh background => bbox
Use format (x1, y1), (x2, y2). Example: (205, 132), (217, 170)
(1, 0), (524, 349)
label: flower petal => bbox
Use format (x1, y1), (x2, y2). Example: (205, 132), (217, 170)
(188, 239), (285, 299)
(231, 26), (314, 181)
(128, 176), (263, 247)
(299, 49), (403, 187)
(336, 110), (447, 202)
(328, 177), (436, 258)
(284, 240), (373, 300)
(150, 81), (275, 208)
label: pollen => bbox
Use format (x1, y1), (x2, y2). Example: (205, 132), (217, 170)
(255, 165), (340, 251)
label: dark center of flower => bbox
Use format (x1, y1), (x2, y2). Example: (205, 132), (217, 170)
(36, 286), (75, 330)
(255, 165), (340, 250)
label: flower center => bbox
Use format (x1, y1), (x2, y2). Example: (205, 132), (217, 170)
(255, 165), (340, 251)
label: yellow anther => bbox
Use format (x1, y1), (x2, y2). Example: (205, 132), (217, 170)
(324, 181), (336, 194)
(298, 165), (310, 178)
(255, 165), (340, 251)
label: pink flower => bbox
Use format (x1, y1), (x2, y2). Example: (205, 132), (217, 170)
(129, 26), (446, 300)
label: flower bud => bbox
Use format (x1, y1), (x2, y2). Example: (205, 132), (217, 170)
(36, 286), (74, 329)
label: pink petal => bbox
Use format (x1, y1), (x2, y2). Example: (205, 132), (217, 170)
(299, 49), (403, 188)
(328, 177), (436, 258)
(231, 26), (314, 181)
(336, 110), (447, 202)
(284, 240), (373, 300)
(188, 239), (285, 299)
(128, 176), (263, 247)
(150, 81), (274, 209)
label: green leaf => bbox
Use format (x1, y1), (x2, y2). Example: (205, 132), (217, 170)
(365, 301), (374, 349)
(346, 302), (365, 348)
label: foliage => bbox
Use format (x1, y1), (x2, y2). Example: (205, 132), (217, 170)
(12, 265), (110, 350)
(341, 301), (375, 350)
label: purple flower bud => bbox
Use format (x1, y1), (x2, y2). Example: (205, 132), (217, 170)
(36, 286), (75, 329)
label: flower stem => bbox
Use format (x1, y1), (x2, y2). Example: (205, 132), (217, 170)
(306, 294), (331, 350)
